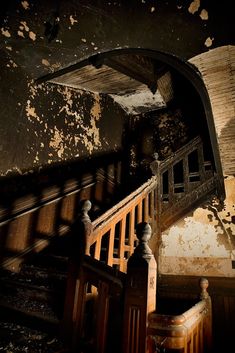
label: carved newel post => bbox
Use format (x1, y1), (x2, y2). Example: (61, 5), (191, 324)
(199, 277), (212, 353)
(123, 222), (157, 353)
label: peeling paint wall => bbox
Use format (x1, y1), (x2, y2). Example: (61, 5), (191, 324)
(159, 176), (235, 277)
(0, 67), (126, 176)
(0, 0), (233, 177)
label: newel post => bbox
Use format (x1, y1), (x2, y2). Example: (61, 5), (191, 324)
(200, 277), (212, 353)
(62, 199), (93, 346)
(123, 222), (157, 353)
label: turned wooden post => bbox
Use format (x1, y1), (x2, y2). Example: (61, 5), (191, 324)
(62, 199), (93, 346)
(123, 222), (157, 353)
(199, 277), (212, 353)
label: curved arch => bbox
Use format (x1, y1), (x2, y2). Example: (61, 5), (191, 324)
(39, 47), (225, 197)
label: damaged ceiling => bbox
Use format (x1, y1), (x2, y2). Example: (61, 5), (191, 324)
(47, 53), (174, 115)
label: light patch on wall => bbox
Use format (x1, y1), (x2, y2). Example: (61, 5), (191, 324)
(204, 37), (214, 47)
(49, 127), (65, 158)
(161, 217), (228, 258)
(1, 166), (23, 176)
(200, 9), (208, 20)
(1, 28), (11, 38)
(188, 0), (200, 14)
(17, 30), (25, 38)
(42, 59), (50, 66)
(29, 31), (36, 41)
(7, 60), (18, 68)
(69, 15), (78, 25)
(21, 1), (30, 10)
(20, 21), (29, 32)
(26, 100), (41, 122)
(91, 94), (101, 120)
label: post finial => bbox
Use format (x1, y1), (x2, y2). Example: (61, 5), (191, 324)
(134, 222), (152, 258)
(199, 277), (209, 299)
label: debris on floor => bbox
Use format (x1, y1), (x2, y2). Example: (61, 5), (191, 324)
(0, 321), (65, 353)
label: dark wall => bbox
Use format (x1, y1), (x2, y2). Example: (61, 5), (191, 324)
(0, 0), (233, 178)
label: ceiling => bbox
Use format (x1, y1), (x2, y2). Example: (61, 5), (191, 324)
(48, 53), (175, 115)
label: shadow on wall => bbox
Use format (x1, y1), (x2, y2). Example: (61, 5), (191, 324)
(0, 150), (125, 270)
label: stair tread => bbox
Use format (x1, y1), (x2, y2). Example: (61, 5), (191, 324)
(0, 320), (64, 353)
(0, 293), (61, 322)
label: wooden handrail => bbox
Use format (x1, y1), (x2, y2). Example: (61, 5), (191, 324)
(63, 136), (217, 353)
(147, 278), (212, 353)
(89, 176), (158, 271)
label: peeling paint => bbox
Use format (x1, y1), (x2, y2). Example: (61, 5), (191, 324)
(188, 0), (200, 14)
(42, 59), (50, 66)
(26, 100), (40, 122)
(1, 28), (11, 38)
(204, 37), (214, 47)
(17, 30), (25, 38)
(200, 9), (208, 20)
(20, 21), (29, 32)
(69, 15), (78, 25)
(21, 1), (30, 10)
(29, 31), (36, 41)
(49, 127), (65, 158)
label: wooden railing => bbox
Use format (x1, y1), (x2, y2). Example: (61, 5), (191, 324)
(68, 255), (125, 353)
(89, 176), (158, 272)
(150, 135), (218, 231)
(63, 136), (217, 353)
(147, 278), (212, 353)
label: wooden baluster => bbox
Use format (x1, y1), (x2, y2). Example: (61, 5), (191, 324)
(119, 216), (126, 272)
(129, 208), (135, 255)
(183, 155), (190, 193)
(107, 224), (115, 266)
(149, 191), (155, 231)
(62, 199), (92, 347)
(168, 166), (174, 205)
(199, 277), (212, 353)
(197, 145), (206, 182)
(123, 222), (157, 353)
(95, 281), (110, 353)
(94, 234), (102, 260)
(137, 199), (143, 223)
(143, 194), (149, 222)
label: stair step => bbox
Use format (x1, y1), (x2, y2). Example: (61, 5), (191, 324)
(0, 319), (65, 352)
(23, 253), (69, 272)
(0, 293), (61, 323)
(0, 269), (67, 292)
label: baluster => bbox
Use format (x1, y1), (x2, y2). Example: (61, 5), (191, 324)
(107, 224), (115, 266)
(137, 199), (143, 223)
(199, 277), (212, 353)
(123, 222), (157, 353)
(119, 216), (126, 271)
(183, 155), (190, 193)
(129, 208), (135, 255)
(197, 145), (206, 182)
(168, 166), (174, 205)
(144, 194), (149, 222)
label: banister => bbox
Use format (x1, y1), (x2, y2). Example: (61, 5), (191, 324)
(158, 135), (202, 172)
(91, 176), (158, 230)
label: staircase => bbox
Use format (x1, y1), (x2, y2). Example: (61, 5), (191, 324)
(0, 136), (219, 352)
(0, 237), (70, 352)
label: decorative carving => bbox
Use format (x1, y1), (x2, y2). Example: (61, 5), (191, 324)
(134, 222), (153, 258)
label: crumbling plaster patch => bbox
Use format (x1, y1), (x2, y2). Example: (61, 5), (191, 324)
(24, 81), (103, 164)
(159, 177), (235, 277)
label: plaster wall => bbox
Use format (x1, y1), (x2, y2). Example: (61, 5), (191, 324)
(159, 176), (235, 277)
(0, 0), (233, 178)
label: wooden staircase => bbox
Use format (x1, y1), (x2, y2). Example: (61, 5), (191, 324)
(0, 136), (219, 353)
